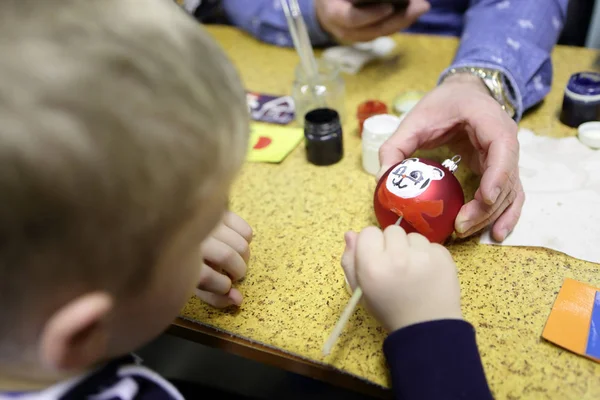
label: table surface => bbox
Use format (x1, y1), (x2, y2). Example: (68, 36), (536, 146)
(176, 25), (600, 399)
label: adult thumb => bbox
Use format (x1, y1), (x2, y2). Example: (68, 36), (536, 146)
(404, 0), (431, 22)
(376, 115), (423, 180)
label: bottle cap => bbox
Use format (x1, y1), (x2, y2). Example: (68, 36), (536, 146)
(356, 100), (388, 136)
(392, 91), (424, 115)
(565, 72), (600, 99)
(304, 108), (344, 166)
(362, 114), (402, 175)
(560, 72), (600, 128)
(363, 114), (401, 139)
(578, 121), (600, 149)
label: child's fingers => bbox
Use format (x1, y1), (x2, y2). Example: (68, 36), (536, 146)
(383, 225), (408, 257)
(355, 227), (384, 269)
(195, 288), (242, 308)
(222, 211), (253, 243)
(210, 222), (251, 262)
(406, 232), (430, 249)
(201, 236), (247, 282)
(341, 231), (359, 290)
(197, 263), (232, 295)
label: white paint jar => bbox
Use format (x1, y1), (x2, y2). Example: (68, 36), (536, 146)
(361, 114), (403, 175)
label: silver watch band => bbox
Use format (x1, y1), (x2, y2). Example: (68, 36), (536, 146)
(442, 67), (517, 119)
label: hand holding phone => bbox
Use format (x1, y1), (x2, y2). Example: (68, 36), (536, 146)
(314, 0), (430, 43)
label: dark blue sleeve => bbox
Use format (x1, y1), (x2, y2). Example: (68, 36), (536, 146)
(383, 319), (493, 400)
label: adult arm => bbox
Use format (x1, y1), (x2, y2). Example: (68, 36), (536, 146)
(440, 0), (569, 121)
(222, 0), (332, 47)
(384, 319), (493, 400)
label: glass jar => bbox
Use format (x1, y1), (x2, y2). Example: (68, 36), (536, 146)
(292, 59), (345, 127)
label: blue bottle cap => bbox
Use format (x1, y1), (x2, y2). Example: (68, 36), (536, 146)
(560, 72), (600, 128)
(565, 72), (600, 100)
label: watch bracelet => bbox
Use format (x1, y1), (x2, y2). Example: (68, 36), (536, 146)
(442, 67), (517, 119)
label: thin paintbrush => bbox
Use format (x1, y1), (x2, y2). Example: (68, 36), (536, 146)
(322, 216), (403, 356)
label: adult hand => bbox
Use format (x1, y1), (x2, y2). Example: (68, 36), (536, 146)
(378, 73), (524, 242)
(196, 211), (253, 308)
(315, 0), (430, 43)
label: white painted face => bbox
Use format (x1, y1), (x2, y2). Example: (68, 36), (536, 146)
(385, 158), (445, 199)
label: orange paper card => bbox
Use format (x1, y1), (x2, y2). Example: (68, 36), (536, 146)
(542, 278), (600, 362)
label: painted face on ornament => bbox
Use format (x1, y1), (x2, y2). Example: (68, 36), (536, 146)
(385, 158), (445, 199)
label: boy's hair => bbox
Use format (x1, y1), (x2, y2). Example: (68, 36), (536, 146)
(0, 0), (248, 360)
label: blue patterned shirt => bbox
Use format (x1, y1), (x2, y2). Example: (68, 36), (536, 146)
(186, 0), (568, 121)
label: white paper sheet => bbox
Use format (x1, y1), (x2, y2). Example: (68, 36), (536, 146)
(479, 129), (600, 264)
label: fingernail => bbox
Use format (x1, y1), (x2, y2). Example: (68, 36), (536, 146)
(455, 216), (470, 234)
(497, 228), (509, 242)
(488, 187), (501, 204)
(456, 223), (469, 234)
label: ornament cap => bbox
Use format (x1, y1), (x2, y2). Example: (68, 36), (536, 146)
(441, 155), (461, 174)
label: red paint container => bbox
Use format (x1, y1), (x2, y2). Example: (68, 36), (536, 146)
(357, 100), (388, 137)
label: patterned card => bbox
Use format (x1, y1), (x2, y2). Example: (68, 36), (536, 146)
(246, 91), (295, 125)
(247, 123), (303, 163)
(542, 278), (600, 362)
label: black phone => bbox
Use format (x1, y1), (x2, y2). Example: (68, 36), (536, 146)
(351, 0), (410, 10)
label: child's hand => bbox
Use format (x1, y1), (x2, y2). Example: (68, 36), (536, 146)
(341, 225), (463, 332)
(196, 211), (252, 308)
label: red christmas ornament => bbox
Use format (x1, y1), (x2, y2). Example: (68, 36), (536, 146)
(373, 156), (464, 244)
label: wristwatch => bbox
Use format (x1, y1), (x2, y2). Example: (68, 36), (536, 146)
(441, 67), (517, 119)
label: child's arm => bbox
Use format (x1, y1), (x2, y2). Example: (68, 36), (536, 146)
(384, 320), (492, 399)
(341, 227), (493, 399)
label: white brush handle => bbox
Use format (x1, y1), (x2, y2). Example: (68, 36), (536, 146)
(322, 216), (403, 356)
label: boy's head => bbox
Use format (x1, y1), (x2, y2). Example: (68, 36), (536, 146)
(0, 0), (248, 381)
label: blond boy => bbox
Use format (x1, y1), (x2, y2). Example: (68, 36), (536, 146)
(0, 0), (251, 397)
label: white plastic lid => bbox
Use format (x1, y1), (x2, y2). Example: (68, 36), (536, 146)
(578, 121), (600, 149)
(363, 114), (402, 139)
(362, 114), (402, 175)
(393, 91), (424, 115)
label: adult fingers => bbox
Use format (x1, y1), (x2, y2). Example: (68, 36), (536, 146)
(211, 222), (251, 263)
(341, 231), (359, 291)
(336, 1), (430, 44)
(196, 263), (232, 295)
(329, 1), (394, 29)
(222, 211), (253, 243)
(477, 136), (519, 206)
(377, 107), (462, 180)
(455, 177), (517, 238)
(201, 236), (247, 281)
(491, 179), (525, 241)
(377, 120), (423, 180)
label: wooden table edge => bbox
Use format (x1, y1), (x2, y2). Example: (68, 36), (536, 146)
(168, 318), (391, 399)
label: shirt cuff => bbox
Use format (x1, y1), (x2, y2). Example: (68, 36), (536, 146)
(438, 61), (524, 122)
(299, 0), (335, 47)
(383, 319), (493, 400)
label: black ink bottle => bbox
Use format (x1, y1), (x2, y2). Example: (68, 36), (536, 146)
(304, 108), (343, 166)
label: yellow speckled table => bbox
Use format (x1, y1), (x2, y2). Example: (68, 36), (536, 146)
(173, 26), (600, 399)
